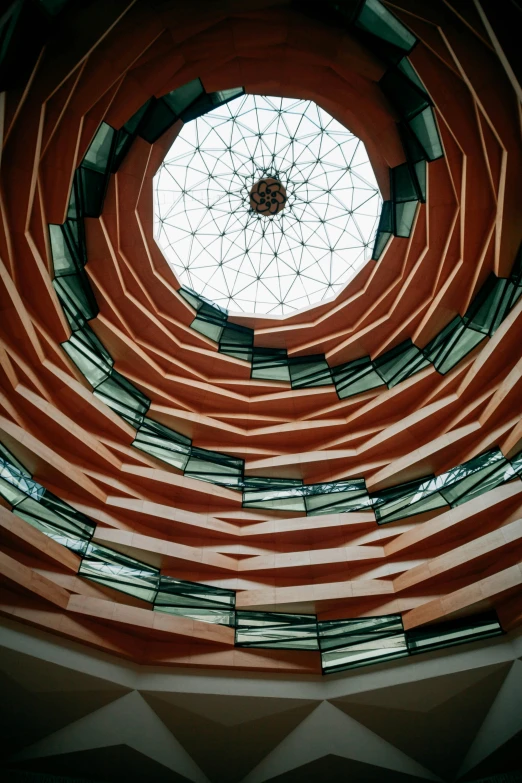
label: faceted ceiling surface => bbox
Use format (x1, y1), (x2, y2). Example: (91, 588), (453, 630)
(1, 0), (522, 703)
(154, 95), (381, 315)
(1, 626), (522, 783)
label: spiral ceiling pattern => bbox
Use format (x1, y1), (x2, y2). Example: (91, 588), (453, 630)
(0, 0), (521, 697)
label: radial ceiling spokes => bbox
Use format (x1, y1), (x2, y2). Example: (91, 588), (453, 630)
(154, 94), (382, 316)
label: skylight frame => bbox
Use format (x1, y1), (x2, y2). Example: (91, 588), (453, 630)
(154, 94), (382, 316)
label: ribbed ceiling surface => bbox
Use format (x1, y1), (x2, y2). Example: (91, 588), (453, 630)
(0, 0), (521, 677)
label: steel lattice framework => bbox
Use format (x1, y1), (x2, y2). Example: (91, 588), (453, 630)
(154, 95), (382, 315)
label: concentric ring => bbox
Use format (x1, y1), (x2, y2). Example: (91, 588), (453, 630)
(0, 0), (521, 685)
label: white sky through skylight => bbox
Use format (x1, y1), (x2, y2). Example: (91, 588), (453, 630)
(154, 95), (382, 316)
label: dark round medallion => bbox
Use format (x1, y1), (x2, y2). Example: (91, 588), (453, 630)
(249, 177), (287, 215)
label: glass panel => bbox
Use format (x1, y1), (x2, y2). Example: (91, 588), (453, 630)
(356, 0), (416, 54)
(372, 450), (515, 524)
(51, 183), (87, 273)
(372, 200), (393, 260)
(424, 316), (485, 374)
(93, 370), (150, 428)
(0, 445), (94, 553)
(318, 614), (404, 651)
(397, 57), (426, 92)
(57, 183), (88, 275)
(390, 160), (420, 236)
(79, 542), (159, 602)
(59, 290), (89, 333)
(180, 87), (245, 124)
(163, 78), (204, 115)
(179, 287), (204, 311)
(243, 478), (369, 514)
(212, 87), (245, 104)
(242, 479), (306, 512)
(184, 447), (244, 488)
(112, 100), (152, 171)
(219, 323), (254, 362)
(243, 476), (303, 490)
(156, 605), (236, 625)
(0, 448), (44, 504)
(391, 162), (418, 203)
(374, 339), (430, 387)
(67, 173), (81, 220)
(304, 480), (370, 515)
(154, 575), (235, 626)
(414, 159), (426, 202)
(243, 491), (307, 513)
(288, 355), (332, 388)
(191, 316), (225, 343)
(510, 450), (522, 478)
(408, 106), (443, 161)
(399, 119), (426, 163)
(464, 274), (522, 336)
(123, 99), (151, 137)
(179, 286), (228, 315)
(380, 68), (430, 121)
(49, 223), (82, 276)
(394, 200), (417, 237)
(321, 633), (407, 672)
(406, 612), (502, 655)
(15, 492), (94, 555)
(372, 229), (392, 260)
(0, 475), (28, 506)
(437, 448), (515, 507)
(0, 442), (31, 477)
(138, 98), (177, 145)
(399, 122), (427, 200)
(133, 418), (191, 472)
(371, 475), (448, 523)
(191, 305), (228, 343)
(199, 300), (229, 321)
(235, 611), (319, 650)
(63, 216), (85, 260)
(53, 270), (98, 321)
(82, 123), (115, 174)
(332, 355), (385, 399)
(251, 347), (291, 382)
(318, 614), (407, 673)
(77, 167), (107, 219)
(78, 123), (116, 218)
(62, 324), (114, 387)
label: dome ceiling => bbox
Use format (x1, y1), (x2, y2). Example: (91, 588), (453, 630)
(154, 94), (381, 315)
(0, 0), (520, 685)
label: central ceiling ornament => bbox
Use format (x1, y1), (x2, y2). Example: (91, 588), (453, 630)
(249, 177), (287, 215)
(155, 94), (382, 315)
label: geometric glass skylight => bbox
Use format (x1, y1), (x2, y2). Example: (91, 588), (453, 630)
(154, 95), (382, 316)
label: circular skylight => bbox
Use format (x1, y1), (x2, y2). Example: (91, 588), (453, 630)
(154, 94), (382, 316)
